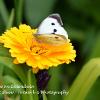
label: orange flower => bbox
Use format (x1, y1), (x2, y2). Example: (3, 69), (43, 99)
(0, 24), (76, 73)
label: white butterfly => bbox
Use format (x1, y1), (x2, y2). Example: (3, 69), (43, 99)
(37, 13), (68, 39)
(34, 14), (68, 45)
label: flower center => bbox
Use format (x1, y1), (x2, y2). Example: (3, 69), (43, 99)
(30, 46), (48, 55)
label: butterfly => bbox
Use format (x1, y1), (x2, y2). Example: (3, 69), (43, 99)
(34, 13), (68, 45)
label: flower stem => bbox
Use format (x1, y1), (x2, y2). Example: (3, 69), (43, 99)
(26, 69), (39, 100)
(64, 58), (100, 100)
(42, 91), (47, 100)
(26, 69), (33, 100)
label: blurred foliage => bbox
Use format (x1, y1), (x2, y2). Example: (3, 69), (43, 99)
(24, 0), (57, 26)
(65, 58), (100, 100)
(0, 0), (100, 100)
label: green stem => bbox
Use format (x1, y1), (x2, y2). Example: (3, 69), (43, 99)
(64, 58), (100, 100)
(48, 66), (61, 100)
(26, 69), (34, 100)
(42, 91), (47, 100)
(26, 69), (39, 100)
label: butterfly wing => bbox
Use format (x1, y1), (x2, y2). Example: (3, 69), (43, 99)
(34, 34), (67, 45)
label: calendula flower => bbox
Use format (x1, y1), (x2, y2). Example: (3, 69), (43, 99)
(0, 24), (76, 73)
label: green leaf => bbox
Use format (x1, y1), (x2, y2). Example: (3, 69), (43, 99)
(64, 58), (100, 100)
(14, 0), (24, 25)
(6, 9), (14, 29)
(85, 33), (100, 100)
(86, 79), (100, 100)
(0, 56), (26, 84)
(24, 0), (57, 26)
(3, 65), (18, 79)
(0, 44), (10, 57)
(0, 0), (9, 25)
(3, 75), (24, 92)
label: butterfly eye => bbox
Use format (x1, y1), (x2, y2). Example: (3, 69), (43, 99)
(51, 23), (55, 25)
(53, 29), (57, 33)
